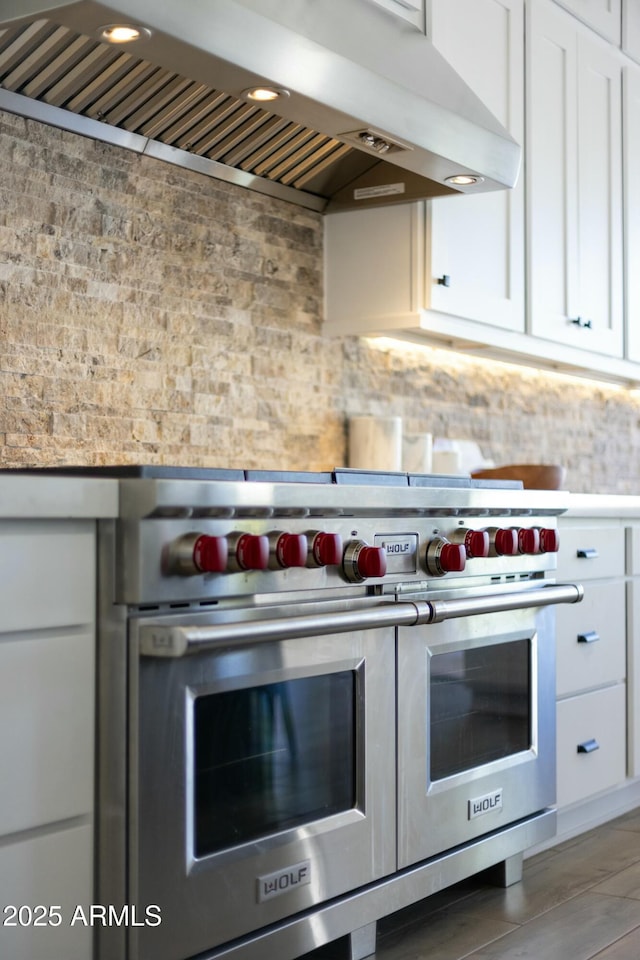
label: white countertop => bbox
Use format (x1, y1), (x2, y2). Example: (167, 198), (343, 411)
(564, 492), (640, 518)
(0, 475), (118, 519)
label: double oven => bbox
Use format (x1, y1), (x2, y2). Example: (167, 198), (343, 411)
(92, 468), (582, 960)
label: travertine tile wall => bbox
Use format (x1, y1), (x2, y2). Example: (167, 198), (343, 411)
(1, 108), (639, 493)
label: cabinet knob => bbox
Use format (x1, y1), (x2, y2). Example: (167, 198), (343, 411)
(577, 739), (600, 754)
(570, 316), (592, 329)
(577, 631), (600, 644)
(436, 274), (451, 287)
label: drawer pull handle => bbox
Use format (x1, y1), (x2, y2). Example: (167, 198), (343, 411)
(577, 739), (600, 754)
(577, 548), (599, 559)
(577, 631), (600, 644)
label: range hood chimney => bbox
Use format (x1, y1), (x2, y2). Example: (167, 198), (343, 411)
(0, 0), (521, 212)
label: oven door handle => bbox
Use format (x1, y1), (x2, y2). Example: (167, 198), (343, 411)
(138, 583), (583, 657)
(138, 601), (432, 657)
(426, 582), (584, 624)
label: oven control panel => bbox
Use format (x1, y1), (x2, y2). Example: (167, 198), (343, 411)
(110, 475), (569, 604)
(145, 518), (562, 606)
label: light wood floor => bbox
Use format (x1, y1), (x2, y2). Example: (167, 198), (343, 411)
(304, 809), (640, 960)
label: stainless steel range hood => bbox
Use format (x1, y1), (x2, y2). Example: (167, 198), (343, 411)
(0, 0), (521, 212)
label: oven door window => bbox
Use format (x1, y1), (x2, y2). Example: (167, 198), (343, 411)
(430, 638), (531, 781)
(193, 671), (356, 857)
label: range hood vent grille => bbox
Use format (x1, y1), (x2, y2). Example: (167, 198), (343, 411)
(0, 0), (521, 212)
(0, 18), (358, 195)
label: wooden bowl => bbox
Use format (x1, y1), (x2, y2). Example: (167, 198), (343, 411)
(471, 464), (567, 490)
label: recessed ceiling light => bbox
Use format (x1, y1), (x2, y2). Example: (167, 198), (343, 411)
(99, 24), (152, 44)
(445, 174), (485, 186)
(242, 86), (290, 103)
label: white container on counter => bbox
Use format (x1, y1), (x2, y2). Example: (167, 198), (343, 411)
(348, 417), (403, 472)
(432, 445), (462, 475)
(402, 433), (433, 474)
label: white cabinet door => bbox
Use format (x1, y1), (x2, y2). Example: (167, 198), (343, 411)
(0, 631), (94, 837)
(553, 0), (622, 43)
(624, 65), (640, 362)
(425, 0), (525, 331)
(623, 0), (640, 60)
(324, 0), (524, 336)
(527, 0), (623, 357)
(0, 520), (96, 960)
(0, 827), (93, 960)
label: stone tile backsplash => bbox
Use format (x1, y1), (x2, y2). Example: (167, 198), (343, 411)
(1, 108), (639, 493)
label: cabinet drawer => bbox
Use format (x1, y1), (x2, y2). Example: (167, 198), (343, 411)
(0, 631), (94, 837)
(0, 521), (95, 633)
(557, 684), (626, 808)
(556, 581), (626, 697)
(557, 525), (625, 580)
(0, 824), (93, 960)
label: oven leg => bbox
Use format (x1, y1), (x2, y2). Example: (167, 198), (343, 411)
(487, 852), (524, 887)
(348, 920), (377, 959)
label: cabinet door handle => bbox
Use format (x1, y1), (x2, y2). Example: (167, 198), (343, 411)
(577, 631), (600, 643)
(577, 739), (600, 754)
(577, 548), (599, 559)
(436, 274), (451, 287)
(570, 317), (592, 329)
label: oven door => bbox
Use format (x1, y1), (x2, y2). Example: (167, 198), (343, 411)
(128, 605), (396, 960)
(397, 600), (556, 868)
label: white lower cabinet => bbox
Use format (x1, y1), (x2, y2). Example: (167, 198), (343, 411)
(0, 827), (94, 960)
(625, 526), (640, 777)
(555, 513), (628, 824)
(0, 631), (94, 837)
(549, 504), (640, 850)
(555, 580), (625, 698)
(557, 684), (627, 808)
(0, 520), (96, 960)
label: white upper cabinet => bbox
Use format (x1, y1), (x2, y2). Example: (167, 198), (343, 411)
(527, 0), (623, 357)
(324, 0), (525, 338)
(363, 0), (425, 30)
(553, 0), (622, 43)
(425, 0), (525, 332)
(624, 65), (640, 362)
(623, 0), (640, 63)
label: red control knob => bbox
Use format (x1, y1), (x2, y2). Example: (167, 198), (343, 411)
(425, 538), (466, 576)
(464, 530), (490, 559)
(494, 528), (518, 556)
(275, 533), (308, 568)
(193, 535), (228, 573)
(342, 541), (387, 582)
(310, 532), (343, 567)
(235, 534), (269, 570)
(539, 528), (560, 553)
(518, 527), (540, 555)
(358, 546), (387, 579)
(440, 542), (467, 573)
